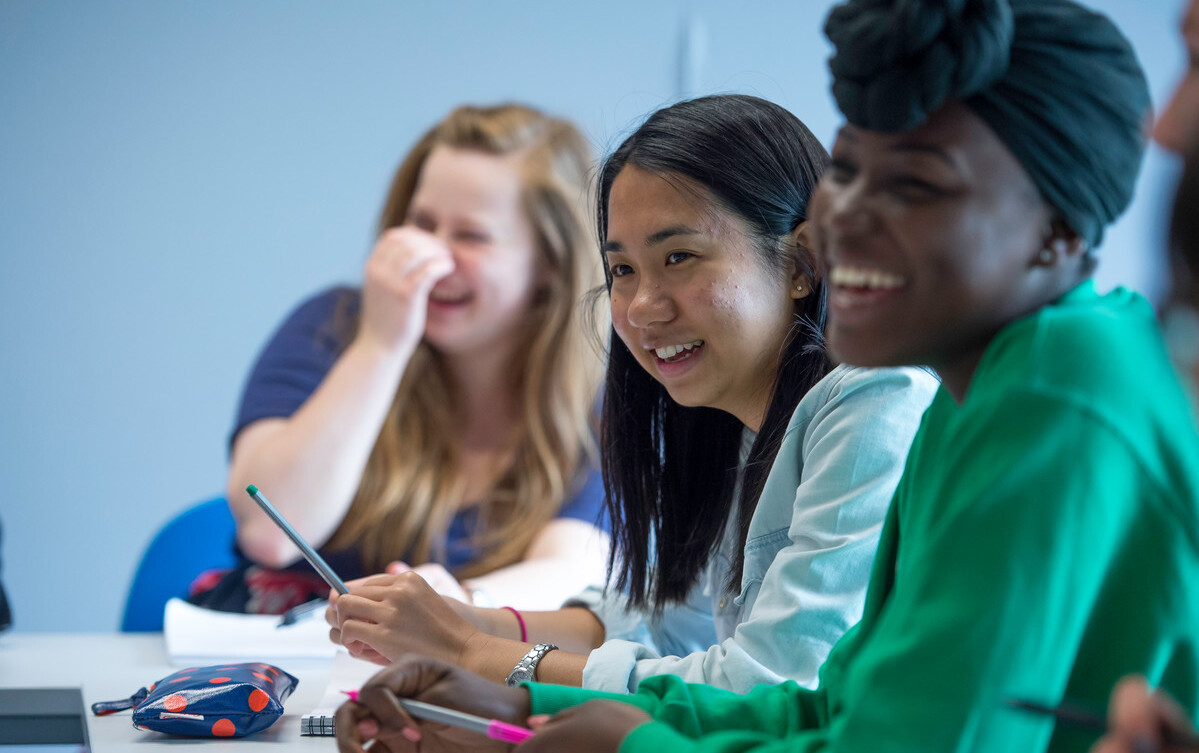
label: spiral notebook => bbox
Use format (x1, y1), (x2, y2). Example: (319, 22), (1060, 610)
(300, 650), (380, 736)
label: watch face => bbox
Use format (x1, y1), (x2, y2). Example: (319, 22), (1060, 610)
(506, 666), (535, 686)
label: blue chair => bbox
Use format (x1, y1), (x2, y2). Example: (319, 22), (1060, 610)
(121, 497), (237, 632)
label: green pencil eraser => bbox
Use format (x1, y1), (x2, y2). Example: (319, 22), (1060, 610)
(246, 484), (258, 495)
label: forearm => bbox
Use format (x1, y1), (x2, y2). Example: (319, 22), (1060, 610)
(228, 336), (410, 567)
(468, 604), (604, 655)
(528, 674), (819, 737)
(329, 562), (602, 682)
(459, 631), (590, 687)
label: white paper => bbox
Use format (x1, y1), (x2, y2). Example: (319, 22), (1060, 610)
(306, 649), (383, 716)
(163, 597), (339, 664)
(300, 649), (383, 735)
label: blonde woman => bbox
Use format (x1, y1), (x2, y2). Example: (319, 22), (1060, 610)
(193, 104), (608, 615)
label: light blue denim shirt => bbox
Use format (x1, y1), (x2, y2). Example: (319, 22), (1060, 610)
(568, 364), (938, 693)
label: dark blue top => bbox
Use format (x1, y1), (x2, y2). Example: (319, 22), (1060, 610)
(230, 286), (608, 581)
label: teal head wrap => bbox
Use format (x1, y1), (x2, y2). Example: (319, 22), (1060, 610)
(824, 0), (1151, 248)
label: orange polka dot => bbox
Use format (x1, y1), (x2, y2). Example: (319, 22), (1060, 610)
(211, 718), (236, 737)
(265, 667), (278, 675)
(169, 676), (192, 683)
(248, 688), (269, 712)
(209, 677), (232, 684)
(149, 683), (156, 691)
(163, 694), (187, 712)
(252, 672), (272, 682)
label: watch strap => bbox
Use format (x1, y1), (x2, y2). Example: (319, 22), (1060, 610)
(505, 643), (559, 687)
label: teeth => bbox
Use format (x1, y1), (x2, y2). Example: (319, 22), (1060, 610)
(655, 340), (703, 359)
(829, 266), (905, 290)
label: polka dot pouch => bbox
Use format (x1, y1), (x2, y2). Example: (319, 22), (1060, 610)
(90, 662), (298, 738)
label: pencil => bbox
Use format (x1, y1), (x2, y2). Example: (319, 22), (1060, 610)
(1007, 698), (1199, 749)
(342, 691), (534, 744)
(277, 598), (328, 628)
(246, 484), (349, 595)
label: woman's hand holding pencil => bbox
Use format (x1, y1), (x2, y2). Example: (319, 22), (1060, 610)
(336, 656), (530, 753)
(326, 570), (484, 668)
(335, 656), (649, 753)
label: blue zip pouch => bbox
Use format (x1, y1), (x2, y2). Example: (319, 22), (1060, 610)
(91, 662), (298, 737)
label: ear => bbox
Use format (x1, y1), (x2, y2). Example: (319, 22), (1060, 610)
(1032, 217), (1087, 268)
(789, 221), (814, 300)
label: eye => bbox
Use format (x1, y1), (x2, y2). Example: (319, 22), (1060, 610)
(609, 263), (634, 278)
(666, 251), (693, 265)
(407, 213), (436, 232)
(455, 230), (491, 244)
(827, 158), (857, 184)
(886, 176), (948, 202)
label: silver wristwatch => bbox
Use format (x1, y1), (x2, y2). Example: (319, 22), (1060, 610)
(505, 643), (559, 687)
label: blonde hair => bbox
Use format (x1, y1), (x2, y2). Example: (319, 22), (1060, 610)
(326, 104), (604, 577)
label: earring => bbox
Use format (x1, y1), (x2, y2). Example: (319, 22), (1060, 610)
(796, 284), (804, 292)
(1037, 248), (1056, 265)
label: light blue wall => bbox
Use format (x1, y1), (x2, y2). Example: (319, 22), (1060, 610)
(0, 1), (1185, 632)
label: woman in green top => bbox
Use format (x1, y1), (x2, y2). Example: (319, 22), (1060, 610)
(333, 2), (1199, 752)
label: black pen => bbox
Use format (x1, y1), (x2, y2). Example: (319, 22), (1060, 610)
(277, 598), (328, 628)
(246, 484), (349, 595)
(1007, 698), (1199, 749)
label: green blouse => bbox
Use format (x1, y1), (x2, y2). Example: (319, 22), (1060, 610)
(528, 282), (1199, 753)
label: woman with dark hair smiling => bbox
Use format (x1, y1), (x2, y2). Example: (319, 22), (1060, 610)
(325, 94), (936, 695)
(330, 2), (1199, 753)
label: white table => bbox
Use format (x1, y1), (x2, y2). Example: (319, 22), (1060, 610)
(0, 633), (337, 750)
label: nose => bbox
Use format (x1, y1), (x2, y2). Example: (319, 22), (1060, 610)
(432, 226), (454, 249)
(819, 178), (876, 239)
(624, 276), (676, 330)
(432, 228), (465, 265)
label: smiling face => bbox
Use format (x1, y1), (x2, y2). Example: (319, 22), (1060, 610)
(809, 104), (1068, 399)
(1156, 0), (1199, 153)
(604, 166), (801, 430)
(406, 145), (540, 356)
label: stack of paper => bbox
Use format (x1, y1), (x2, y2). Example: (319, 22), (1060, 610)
(163, 598), (339, 665)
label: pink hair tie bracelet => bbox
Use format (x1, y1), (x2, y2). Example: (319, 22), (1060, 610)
(501, 606), (527, 643)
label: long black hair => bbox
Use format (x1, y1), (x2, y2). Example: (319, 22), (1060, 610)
(598, 94), (833, 611)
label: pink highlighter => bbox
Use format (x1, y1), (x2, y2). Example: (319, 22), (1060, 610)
(343, 690), (534, 744)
